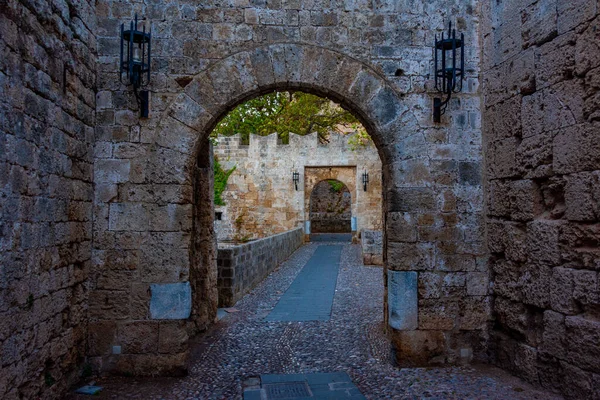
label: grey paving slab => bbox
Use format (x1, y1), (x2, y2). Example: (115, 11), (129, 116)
(265, 245), (342, 322)
(243, 372), (365, 400)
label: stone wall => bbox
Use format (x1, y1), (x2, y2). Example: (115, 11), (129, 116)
(214, 132), (382, 241)
(361, 230), (383, 266)
(481, 1), (600, 398)
(217, 227), (304, 307)
(0, 0), (96, 397)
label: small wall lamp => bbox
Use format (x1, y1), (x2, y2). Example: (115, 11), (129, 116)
(362, 171), (369, 192)
(292, 171), (300, 191)
(433, 22), (464, 123)
(120, 14), (151, 118)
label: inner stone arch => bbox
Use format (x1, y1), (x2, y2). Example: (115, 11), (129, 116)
(163, 43), (435, 368)
(309, 179), (353, 234)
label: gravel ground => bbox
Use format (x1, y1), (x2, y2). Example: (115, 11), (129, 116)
(69, 243), (563, 400)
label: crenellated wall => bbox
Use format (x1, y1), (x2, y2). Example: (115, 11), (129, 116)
(481, 1), (600, 398)
(213, 132), (382, 242)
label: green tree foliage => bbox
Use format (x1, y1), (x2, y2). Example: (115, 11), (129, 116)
(327, 180), (345, 192)
(211, 91), (370, 145)
(213, 157), (236, 206)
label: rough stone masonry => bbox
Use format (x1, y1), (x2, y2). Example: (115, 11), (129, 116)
(0, 0), (598, 399)
(213, 132), (382, 242)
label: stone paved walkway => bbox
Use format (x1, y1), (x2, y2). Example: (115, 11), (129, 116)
(266, 245), (342, 322)
(69, 243), (563, 400)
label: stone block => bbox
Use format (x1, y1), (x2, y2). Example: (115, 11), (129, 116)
(550, 267), (579, 315)
(387, 270), (418, 330)
(95, 159), (131, 184)
(520, 0), (557, 49)
(158, 321), (188, 354)
(459, 296), (491, 331)
(557, 0), (597, 34)
(572, 269), (599, 305)
(540, 310), (566, 359)
(561, 361), (593, 400)
(521, 265), (552, 308)
(516, 133), (553, 178)
(565, 172), (599, 221)
(554, 123), (600, 175)
(513, 343), (539, 384)
(575, 15), (600, 75)
(119, 321), (159, 354)
(565, 316), (600, 371)
(527, 220), (561, 266)
(418, 272), (441, 299)
(466, 272), (488, 296)
(387, 242), (434, 271)
(150, 282), (192, 320)
(88, 321), (116, 357)
(484, 96), (522, 141)
(108, 203), (149, 232)
(387, 187), (435, 213)
(113, 352), (188, 377)
(418, 299), (456, 330)
(130, 283), (150, 320)
(487, 180), (511, 217)
(458, 162), (481, 186)
(386, 212), (417, 242)
(367, 86), (405, 128)
(88, 290), (130, 320)
(391, 330), (446, 367)
(509, 180), (543, 221)
(487, 137), (519, 179)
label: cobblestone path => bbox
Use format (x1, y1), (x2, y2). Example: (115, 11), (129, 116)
(70, 243), (562, 400)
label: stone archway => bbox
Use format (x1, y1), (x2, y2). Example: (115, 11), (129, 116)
(156, 43), (429, 367)
(90, 42), (488, 374)
(309, 180), (352, 234)
(303, 167), (357, 241)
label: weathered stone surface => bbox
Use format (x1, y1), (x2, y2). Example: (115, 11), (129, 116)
(150, 283), (192, 320)
(158, 321), (188, 354)
(119, 321), (159, 354)
(391, 330), (446, 367)
(387, 242), (434, 271)
(388, 271), (418, 330)
(483, 3), (600, 397)
(361, 230), (383, 266)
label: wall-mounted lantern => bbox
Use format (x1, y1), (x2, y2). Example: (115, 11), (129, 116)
(292, 171), (300, 191)
(433, 22), (464, 123)
(120, 14), (151, 118)
(362, 171), (369, 192)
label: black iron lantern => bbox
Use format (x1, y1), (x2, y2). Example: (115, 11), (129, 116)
(362, 171), (369, 192)
(120, 14), (151, 118)
(292, 171), (300, 191)
(433, 22), (464, 123)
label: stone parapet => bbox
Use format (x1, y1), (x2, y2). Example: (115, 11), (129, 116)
(217, 227), (304, 307)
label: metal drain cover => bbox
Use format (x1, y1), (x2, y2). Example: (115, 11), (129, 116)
(264, 381), (312, 399)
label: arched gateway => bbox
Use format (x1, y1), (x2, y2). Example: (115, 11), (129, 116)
(90, 43), (488, 375)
